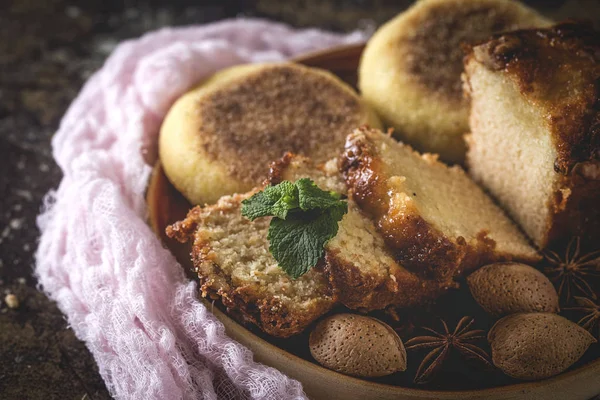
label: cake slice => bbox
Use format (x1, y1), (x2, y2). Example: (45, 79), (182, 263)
(340, 127), (539, 283)
(464, 22), (600, 251)
(166, 190), (335, 338)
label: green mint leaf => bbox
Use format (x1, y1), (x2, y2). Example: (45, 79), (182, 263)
(241, 181), (298, 220)
(295, 178), (343, 211)
(267, 210), (343, 279)
(241, 178), (348, 278)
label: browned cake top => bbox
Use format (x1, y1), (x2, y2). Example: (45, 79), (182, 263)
(197, 64), (364, 184)
(400, 1), (539, 102)
(468, 22), (600, 176)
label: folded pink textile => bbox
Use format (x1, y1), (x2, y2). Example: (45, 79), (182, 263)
(35, 19), (365, 400)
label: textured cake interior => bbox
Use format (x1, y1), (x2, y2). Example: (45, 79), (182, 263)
(349, 130), (537, 259)
(192, 194), (332, 307)
(466, 63), (556, 247)
(328, 201), (400, 290)
(275, 157), (347, 194)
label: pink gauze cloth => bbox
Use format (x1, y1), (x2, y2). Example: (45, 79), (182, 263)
(35, 18), (366, 400)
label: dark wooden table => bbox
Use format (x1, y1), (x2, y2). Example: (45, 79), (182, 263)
(1, 0), (598, 398)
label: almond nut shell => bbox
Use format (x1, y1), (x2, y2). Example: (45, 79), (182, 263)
(309, 313), (407, 377)
(468, 262), (559, 317)
(488, 312), (596, 380)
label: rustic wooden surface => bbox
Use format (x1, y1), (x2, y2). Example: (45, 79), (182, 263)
(1, 0), (598, 398)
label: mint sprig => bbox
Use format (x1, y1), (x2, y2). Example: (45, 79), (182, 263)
(241, 178), (347, 279)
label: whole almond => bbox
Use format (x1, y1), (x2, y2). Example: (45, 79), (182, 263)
(309, 313), (407, 377)
(489, 313), (596, 380)
(468, 262), (559, 317)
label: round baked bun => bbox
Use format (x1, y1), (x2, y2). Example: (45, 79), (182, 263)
(159, 63), (381, 205)
(359, 0), (550, 164)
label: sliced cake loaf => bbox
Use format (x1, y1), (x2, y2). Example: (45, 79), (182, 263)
(464, 22), (600, 250)
(270, 154), (450, 311)
(167, 153), (464, 337)
(340, 127), (539, 283)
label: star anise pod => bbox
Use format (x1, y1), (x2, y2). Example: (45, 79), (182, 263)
(566, 296), (600, 338)
(543, 237), (600, 303)
(404, 316), (492, 384)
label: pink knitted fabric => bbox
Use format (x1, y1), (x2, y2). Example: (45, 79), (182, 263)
(35, 19), (365, 400)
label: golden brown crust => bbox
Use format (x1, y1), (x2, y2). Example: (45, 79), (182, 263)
(466, 22), (600, 250)
(266, 152), (297, 186)
(340, 127), (539, 284)
(467, 22), (600, 172)
(324, 250), (452, 311)
(269, 154), (414, 310)
(160, 63), (381, 206)
(166, 194), (335, 338)
(547, 173), (600, 252)
(358, 0), (549, 164)
(340, 127), (505, 279)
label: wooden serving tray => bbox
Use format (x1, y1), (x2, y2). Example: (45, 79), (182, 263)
(146, 44), (600, 400)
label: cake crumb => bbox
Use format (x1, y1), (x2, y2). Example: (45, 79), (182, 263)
(5, 293), (19, 309)
(10, 218), (24, 229)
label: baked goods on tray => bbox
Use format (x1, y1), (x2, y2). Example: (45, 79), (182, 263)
(160, 63), (381, 206)
(340, 127), (539, 282)
(464, 22), (600, 250)
(151, 13), (600, 392)
(359, 0), (549, 163)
